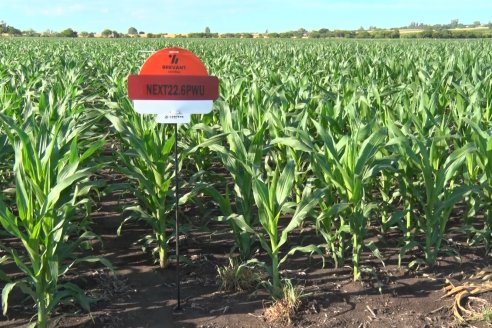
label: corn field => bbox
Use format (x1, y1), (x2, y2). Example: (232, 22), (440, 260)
(0, 38), (492, 326)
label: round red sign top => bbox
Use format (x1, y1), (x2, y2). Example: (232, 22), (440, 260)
(139, 47), (208, 76)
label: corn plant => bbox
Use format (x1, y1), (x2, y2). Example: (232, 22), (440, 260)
(0, 112), (109, 328)
(312, 121), (389, 280)
(465, 120), (492, 250)
(190, 103), (266, 259)
(232, 159), (323, 298)
(270, 127), (314, 204)
(106, 106), (175, 269)
(0, 132), (13, 193)
(388, 118), (476, 266)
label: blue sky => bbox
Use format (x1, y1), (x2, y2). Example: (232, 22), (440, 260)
(1, 0), (491, 33)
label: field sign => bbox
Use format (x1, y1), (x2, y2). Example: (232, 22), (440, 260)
(127, 47), (220, 310)
(128, 47), (219, 123)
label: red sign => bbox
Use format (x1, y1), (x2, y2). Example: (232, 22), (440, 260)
(127, 47), (219, 123)
(128, 47), (219, 101)
(128, 75), (219, 101)
(139, 48), (209, 76)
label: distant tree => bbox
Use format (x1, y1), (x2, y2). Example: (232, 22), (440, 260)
(59, 28), (77, 37)
(205, 26), (210, 33)
(296, 27), (307, 37)
(390, 29), (400, 38)
(138, 31), (145, 35)
(280, 31), (294, 38)
(0, 20), (6, 33)
(473, 20), (481, 27)
(488, 22), (492, 29)
(42, 29), (55, 37)
(147, 33), (155, 38)
(356, 30), (371, 38)
(7, 26), (21, 35)
(242, 33), (253, 38)
(334, 30), (347, 38)
(88, 32), (95, 38)
(420, 28), (434, 38)
(112, 30), (121, 38)
(79, 31), (89, 37)
(188, 32), (218, 38)
(101, 29), (112, 37)
(23, 29), (39, 37)
(128, 27), (138, 35)
(433, 29), (452, 38)
(450, 19), (459, 28)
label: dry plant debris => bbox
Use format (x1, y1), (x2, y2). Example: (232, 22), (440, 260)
(442, 266), (492, 322)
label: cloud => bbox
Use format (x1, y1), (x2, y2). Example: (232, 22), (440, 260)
(130, 8), (151, 20)
(353, 0), (488, 10)
(39, 4), (85, 17)
(275, 0), (492, 11)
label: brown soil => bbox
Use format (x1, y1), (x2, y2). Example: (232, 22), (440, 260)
(1, 173), (492, 328)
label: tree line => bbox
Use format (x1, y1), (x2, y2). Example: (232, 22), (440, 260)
(1, 21), (492, 39)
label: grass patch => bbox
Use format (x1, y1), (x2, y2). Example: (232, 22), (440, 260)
(216, 258), (262, 292)
(264, 280), (304, 325)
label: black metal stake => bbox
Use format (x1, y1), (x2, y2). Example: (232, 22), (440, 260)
(174, 123), (181, 311)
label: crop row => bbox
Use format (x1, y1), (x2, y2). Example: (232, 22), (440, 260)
(0, 38), (491, 326)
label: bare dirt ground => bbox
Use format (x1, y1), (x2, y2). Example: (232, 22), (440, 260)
(1, 172), (492, 328)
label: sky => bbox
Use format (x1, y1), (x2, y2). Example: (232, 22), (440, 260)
(1, 0), (491, 34)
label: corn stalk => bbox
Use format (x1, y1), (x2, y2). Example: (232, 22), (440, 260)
(0, 112), (109, 327)
(232, 159), (323, 298)
(312, 122), (389, 280)
(388, 118), (476, 266)
(106, 109), (175, 269)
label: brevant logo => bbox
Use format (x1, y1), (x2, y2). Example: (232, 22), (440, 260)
(162, 54), (186, 71)
(169, 54), (179, 64)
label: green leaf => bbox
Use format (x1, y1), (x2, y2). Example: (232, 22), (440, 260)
(185, 133), (228, 155)
(80, 138), (105, 163)
(228, 214), (255, 234)
(278, 188), (324, 250)
(312, 120), (340, 164)
(382, 210), (407, 230)
(354, 128), (386, 176)
(271, 137), (312, 153)
(279, 245), (324, 267)
(75, 256), (114, 272)
(276, 160), (295, 206)
(0, 198), (23, 239)
(252, 178), (274, 223)
(367, 241), (385, 267)
(443, 143), (476, 184)
(2, 282), (17, 315)
(436, 186), (475, 216)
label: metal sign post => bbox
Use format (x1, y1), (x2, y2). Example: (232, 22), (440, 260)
(174, 123), (181, 311)
(128, 47), (219, 311)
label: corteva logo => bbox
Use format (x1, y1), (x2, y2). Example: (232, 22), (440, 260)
(162, 54), (186, 71)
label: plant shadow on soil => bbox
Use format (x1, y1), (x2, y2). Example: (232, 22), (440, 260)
(1, 174), (492, 327)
